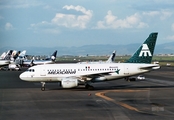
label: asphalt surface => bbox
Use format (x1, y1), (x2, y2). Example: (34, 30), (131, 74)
(0, 67), (174, 120)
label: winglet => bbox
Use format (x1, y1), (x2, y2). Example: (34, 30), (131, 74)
(126, 33), (158, 64)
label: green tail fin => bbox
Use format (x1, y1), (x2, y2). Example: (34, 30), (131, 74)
(126, 32), (158, 64)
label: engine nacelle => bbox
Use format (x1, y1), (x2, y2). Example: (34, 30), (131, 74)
(61, 78), (78, 88)
(92, 77), (107, 82)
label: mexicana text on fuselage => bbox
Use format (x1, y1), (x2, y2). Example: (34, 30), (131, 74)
(47, 69), (76, 75)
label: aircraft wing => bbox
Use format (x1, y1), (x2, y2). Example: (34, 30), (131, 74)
(81, 71), (112, 77)
(73, 71), (115, 82)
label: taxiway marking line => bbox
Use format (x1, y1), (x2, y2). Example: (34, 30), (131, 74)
(95, 89), (148, 112)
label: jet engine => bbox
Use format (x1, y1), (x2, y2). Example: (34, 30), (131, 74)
(91, 77), (107, 82)
(61, 78), (78, 88)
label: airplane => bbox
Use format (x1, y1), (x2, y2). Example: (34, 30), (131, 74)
(20, 33), (160, 91)
(8, 50), (27, 71)
(78, 50), (116, 64)
(0, 50), (13, 60)
(22, 50), (57, 67)
(0, 52), (7, 60)
(0, 50), (14, 67)
(14, 50), (27, 64)
(106, 50), (116, 63)
(0, 60), (10, 67)
(10, 50), (21, 62)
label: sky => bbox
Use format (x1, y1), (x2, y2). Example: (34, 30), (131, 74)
(1, 0), (174, 49)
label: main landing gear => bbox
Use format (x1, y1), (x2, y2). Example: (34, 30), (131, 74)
(41, 82), (45, 91)
(85, 84), (94, 90)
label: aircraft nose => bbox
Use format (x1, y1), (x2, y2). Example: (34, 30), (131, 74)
(19, 72), (27, 81)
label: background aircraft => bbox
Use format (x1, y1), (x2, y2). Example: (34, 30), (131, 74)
(8, 50), (26, 71)
(22, 50), (57, 67)
(0, 52), (7, 60)
(78, 50), (116, 64)
(0, 50), (14, 67)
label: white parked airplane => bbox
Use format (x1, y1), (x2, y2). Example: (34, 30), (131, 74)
(20, 33), (160, 91)
(78, 50), (116, 64)
(0, 60), (10, 67)
(0, 50), (13, 67)
(0, 52), (7, 60)
(106, 50), (116, 63)
(22, 50), (57, 67)
(8, 50), (27, 71)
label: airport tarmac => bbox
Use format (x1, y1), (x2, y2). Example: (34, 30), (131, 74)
(0, 67), (174, 120)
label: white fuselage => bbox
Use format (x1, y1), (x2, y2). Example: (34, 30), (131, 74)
(20, 63), (160, 82)
(23, 60), (53, 66)
(0, 60), (10, 67)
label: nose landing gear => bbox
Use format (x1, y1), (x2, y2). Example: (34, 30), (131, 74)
(41, 82), (45, 91)
(85, 84), (94, 90)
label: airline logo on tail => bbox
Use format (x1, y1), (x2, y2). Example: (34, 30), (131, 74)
(139, 44), (152, 57)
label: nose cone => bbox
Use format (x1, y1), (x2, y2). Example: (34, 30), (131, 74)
(19, 73), (24, 80)
(19, 72), (28, 81)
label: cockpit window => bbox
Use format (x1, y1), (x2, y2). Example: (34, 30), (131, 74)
(27, 69), (35, 72)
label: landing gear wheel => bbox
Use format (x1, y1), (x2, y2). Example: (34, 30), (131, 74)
(125, 77), (130, 82)
(88, 86), (94, 90)
(41, 87), (45, 91)
(41, 82), (46, 91)
(85, 84), (94, 90)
